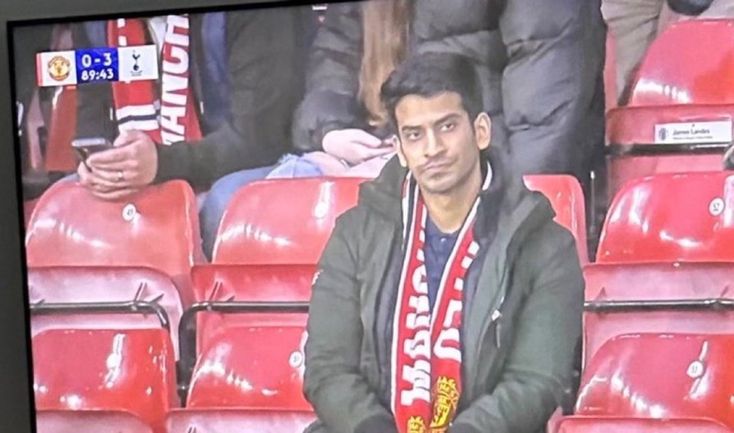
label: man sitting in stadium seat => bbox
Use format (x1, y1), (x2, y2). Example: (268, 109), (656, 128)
(71, 8), (314, 254)
(304, 53), (584, 433)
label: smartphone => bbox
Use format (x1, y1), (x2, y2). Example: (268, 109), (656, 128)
(71, 137), (113, 169)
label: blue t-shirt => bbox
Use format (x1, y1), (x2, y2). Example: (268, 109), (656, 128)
(424, 217), (459, 312)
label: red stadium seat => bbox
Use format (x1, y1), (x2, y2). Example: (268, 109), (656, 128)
(25, 180), (205, 304)
(523, 175), (588, 264)
(189, 264), (314, 352)
(606, 20), (734, 198)
(628, 20), (734, 107)
(575, 334), (734, 428)
(555, 417), (734, 433)
(167, 409), (315, 433)
(596, 172), (734, 263)
(36, 410), (153, 433)
(33, 328), (178, 433)
(583, 262), (734, 366)
(212, 177), (364, 264)
(45, 87), (78, 173)
(186, 325), (310, 411)
(28, 266), (184, 358)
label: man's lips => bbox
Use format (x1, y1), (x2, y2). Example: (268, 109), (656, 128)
(421, 160), (452, 174)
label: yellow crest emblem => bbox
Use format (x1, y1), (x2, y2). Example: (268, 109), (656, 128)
(430, 376), (460, 431)
(47, 55), (71, 82)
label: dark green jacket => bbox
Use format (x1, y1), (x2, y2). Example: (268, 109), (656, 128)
(304, 151), (584, 433)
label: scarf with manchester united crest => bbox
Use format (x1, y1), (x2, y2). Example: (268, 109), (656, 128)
(391, 164), (491, 433)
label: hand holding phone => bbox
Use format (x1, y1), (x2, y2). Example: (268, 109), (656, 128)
(72, 137), (113, 170)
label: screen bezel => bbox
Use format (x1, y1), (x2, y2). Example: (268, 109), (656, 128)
(0, 1), (326, 431)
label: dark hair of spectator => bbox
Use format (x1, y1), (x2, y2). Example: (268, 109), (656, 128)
(380, 52), (483, 131)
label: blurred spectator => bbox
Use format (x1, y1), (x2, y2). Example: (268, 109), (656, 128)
(289, 0), (605, 189)
(603, 0), (733, 105)
(71, 8), (315, 255)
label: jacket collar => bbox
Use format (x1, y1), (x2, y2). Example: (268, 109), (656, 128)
(358, 146), (555, 237)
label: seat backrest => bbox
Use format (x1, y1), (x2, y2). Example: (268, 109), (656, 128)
(597, 172), (734, 263)
(33, 328), (178, 433)
(629, 19), (734, 106)
(583, 262), (734, 365)
(190, 264), (315, 352)
(523, 174), (588, 264)
(36, 410), (154, 433)
(45, 87), (78, 172)
(187, 325), (310, 411)
(28, 266), (184, 358)
(556, 417), (734, 433)
(167, 409), (316, 433)
(25, 180), (205, 284)
(576, 333), (734, 428)
(212, 177), (364, 264)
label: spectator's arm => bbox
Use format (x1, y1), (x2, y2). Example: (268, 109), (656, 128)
(155, 8), (301, 187)
(291, 3), (364, 153)
(305, 208), (398, 433)
(449, 223), (584, 433)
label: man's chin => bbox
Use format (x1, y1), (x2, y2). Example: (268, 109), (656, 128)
(417, 177), (457, 196)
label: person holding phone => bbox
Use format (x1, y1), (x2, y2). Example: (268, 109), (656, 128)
(71, 8), (315, 255)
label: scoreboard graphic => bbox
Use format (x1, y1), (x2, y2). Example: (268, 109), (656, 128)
(36, 45), (159, 87)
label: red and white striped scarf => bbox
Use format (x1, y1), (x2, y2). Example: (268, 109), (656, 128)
(107, 15), (202, 144)
(391, 168), (490, 433)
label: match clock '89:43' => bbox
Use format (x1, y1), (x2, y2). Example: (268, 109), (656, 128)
(75, 47), (120, 84)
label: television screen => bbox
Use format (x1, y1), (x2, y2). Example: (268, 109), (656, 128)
(11, 1), (732, 433)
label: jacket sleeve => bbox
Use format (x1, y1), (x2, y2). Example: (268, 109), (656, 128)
(291, 3), (364, 153)
(155, 8), (302, 187)
(498, 0), (604, 178)
(305, 208), (398, 433)
(449, 223), (584, 433)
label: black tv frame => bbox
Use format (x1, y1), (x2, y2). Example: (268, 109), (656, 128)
(0, 1), (327, 432)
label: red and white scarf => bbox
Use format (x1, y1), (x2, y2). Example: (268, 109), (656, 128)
(391, 168), (491, 433)
(108, 15), (202, 144)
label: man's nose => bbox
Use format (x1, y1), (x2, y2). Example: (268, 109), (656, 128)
(424, 130), (445, 157)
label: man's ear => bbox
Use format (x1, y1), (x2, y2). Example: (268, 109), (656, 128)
(473, 112), (491, 151)
(391, 134), (408, 167)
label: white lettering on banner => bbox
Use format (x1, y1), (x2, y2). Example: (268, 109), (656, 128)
(434, 300), (463, 362)
(162, 47), (188, 75)
(161, 74), (187, 105)
(401, 360), (431, 405)
(161, 130), (184, 145)
(158, 16), (191, 144)
(406, 295), (430, 329)
(404, 329), (431, 359)
(160, 105), (186, 135)
(434, 329), (461, 362)
(164, 16), (190, 47)
(442, 300), (462, 328)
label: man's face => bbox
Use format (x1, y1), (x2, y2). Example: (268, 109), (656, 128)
(393, 91), (491, 196)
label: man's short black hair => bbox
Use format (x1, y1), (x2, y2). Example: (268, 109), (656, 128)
(380, 52), (484, 130)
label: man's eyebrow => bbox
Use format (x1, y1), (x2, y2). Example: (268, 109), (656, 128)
(435, 113), (462, 124)
(400, 112), (463, 132)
